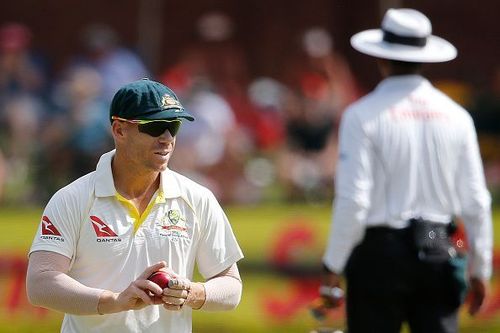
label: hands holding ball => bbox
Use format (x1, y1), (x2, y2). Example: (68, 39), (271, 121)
(106, 261), (205, 314)
(147, 266), (204, 311)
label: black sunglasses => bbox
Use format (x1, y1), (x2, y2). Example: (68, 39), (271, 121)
(138, 121), (182, 137)
(112, 116), (182, 137)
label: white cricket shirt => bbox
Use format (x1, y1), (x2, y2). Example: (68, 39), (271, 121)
(30, 150), (244, 333)
(323, 75), (493, 279)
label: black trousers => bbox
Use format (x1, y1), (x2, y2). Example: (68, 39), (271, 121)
(344, 227), (461, 333)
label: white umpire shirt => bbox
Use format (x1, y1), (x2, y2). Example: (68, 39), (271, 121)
(323, 75), (493, 280)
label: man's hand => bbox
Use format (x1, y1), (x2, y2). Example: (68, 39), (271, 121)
(468, 277), (489, 316)
(98, 261), (167, 314)
(320, 268), (344, 309)
(162, 277), (206, 311)
(310, 268), (344, 321)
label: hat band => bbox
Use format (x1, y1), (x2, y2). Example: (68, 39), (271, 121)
(382, 29), (427, 47)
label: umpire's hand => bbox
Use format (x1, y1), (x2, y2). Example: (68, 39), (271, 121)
(468, 277), (489, 316)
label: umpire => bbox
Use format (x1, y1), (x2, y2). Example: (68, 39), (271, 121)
(320, 8), (493, 333)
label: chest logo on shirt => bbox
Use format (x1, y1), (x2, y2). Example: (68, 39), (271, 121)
(90, 216), (122, 242)
(158, 209), (189, 240)
(167, 210), (182, 225)
(40, 216), (64, 242)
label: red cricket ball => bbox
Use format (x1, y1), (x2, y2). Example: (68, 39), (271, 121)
(148, 271), (171, 289)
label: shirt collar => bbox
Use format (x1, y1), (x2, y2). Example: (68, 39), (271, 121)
(95, 150), (117, 197)
(160, 168), (182, 199)
(94, 149), (182, 199)
(375, 74), (430, 93)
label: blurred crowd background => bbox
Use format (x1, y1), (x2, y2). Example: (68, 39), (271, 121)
(0, 0), (499, 206)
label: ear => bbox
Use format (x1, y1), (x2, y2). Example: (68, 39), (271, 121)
(111, 120), (125, 139)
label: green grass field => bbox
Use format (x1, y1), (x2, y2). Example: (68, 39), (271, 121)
(0, 204), (498, 332)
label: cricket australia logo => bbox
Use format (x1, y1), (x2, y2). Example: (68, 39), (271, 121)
(168, 209), (181, 225)
(161, 94), (182, 112)
(159, 209), (189, 240)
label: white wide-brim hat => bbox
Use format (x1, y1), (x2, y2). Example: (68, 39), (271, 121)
(351, 8), (457, 63)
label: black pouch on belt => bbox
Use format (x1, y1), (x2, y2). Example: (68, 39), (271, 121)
(410, 217), (468, 307)
(409, 217), (455, 263)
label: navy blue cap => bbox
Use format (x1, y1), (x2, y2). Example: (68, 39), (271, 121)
(109, 78), (194, 122)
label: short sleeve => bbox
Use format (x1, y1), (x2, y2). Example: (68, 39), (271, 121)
(195, 190), (244, 279)
(29, 188), (82, 260)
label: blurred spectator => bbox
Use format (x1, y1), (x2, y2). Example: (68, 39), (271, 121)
(0, 95), (44, 203)
(276, 89), (338, 201)
(74, 23), (150, 102)
(190, 11), (261, 146)
(36, 66), (112, 201)
(162, 62), (257, 203)
(168, 78), (241, 201)
(284, 27), (361, 122)
(55, 65), (112, 164)
(277, 27), (361, 201)
(246, 77), (287, 151)
(0, 22), (48, 101)
(194, 11), (248, 91)
(243, 77), (287, 197)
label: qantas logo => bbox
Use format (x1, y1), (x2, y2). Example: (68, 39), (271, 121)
(90, 216), (118, 236)
(40, 216), (64, 242)
(42, 216), (62, 235)
(90, 216), (121, 242)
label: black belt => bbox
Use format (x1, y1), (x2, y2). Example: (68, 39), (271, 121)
(366, 219), (453, 236)
(365, 225), (412, 238)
